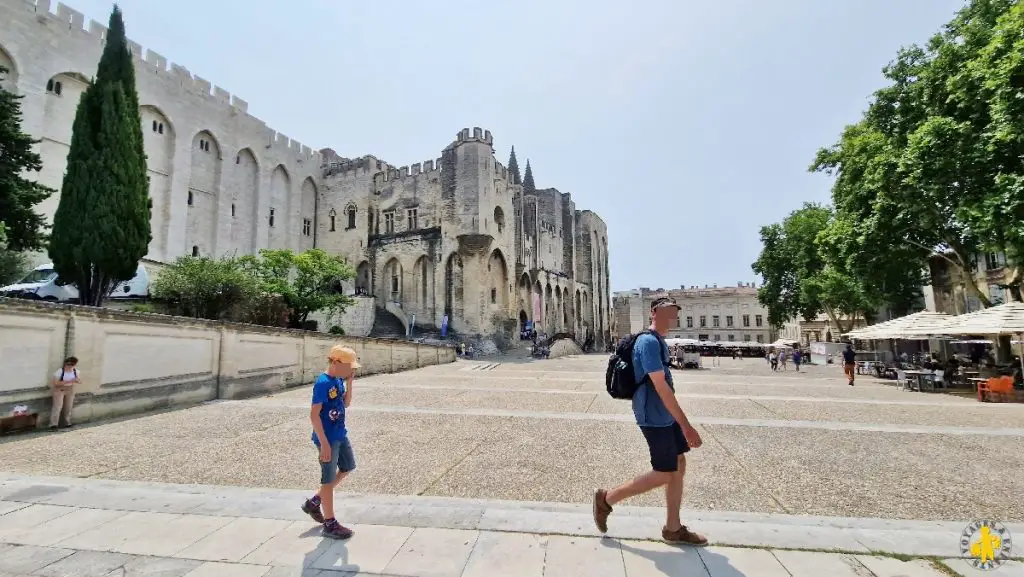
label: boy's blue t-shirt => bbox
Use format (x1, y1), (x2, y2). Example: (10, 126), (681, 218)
(631, 333), (675, 428)
(311, 372), (347, 446)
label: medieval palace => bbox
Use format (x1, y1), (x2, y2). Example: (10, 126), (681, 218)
(0, 0), (612, 346)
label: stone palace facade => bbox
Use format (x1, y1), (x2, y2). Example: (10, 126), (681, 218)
(0, 0), (612, 345)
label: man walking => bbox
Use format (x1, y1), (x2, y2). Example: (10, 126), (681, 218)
(593, 297), (707, 545)
(842, 343), (856, 386)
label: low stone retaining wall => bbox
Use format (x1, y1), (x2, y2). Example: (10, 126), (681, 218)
(0, 298), (455, 427)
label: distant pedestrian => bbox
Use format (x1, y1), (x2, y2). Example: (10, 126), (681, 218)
(301, 345), (360, 539)
(769, 350), (778, 371)
(792, 349), (802, 372)
(50, 356), (80, 431)
(843, 343), (857, 386)
(593, 297), (707, 545)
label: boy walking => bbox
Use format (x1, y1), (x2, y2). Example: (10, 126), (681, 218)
(301, 345), (360, 539)
(593, 297), (707, 545)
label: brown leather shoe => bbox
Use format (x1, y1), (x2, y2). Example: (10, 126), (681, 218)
(663, 525), (708, 546)
(593, 489), (612, 533)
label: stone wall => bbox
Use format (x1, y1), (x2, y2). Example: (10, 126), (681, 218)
(0, 298), (454, 426)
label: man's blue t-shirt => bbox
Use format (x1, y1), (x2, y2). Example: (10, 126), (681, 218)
(842, 348), (856, 364)
(311, 373), (347, 446)
(631, 333), (675, 428)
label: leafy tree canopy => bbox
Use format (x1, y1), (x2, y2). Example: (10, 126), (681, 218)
(239, 249), (355, 328)
(0, 66), (54, 252)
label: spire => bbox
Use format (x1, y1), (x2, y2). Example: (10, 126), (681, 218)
(523, 159), (535, 194)
(508, 146), (521, 185)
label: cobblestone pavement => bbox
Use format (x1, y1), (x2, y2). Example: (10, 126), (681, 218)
(1, 474), (1020, 576)
(1, 354), (1023, 523)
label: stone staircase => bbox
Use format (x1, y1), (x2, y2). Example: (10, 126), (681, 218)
(369, 307), (408, 339)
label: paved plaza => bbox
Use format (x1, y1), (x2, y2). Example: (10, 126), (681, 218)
(1, 354), (1023, 575)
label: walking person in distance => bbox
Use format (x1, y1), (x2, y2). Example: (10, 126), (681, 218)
(594, 297), (707, 545)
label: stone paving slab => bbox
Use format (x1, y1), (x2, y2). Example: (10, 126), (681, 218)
(2, 473), (1023, 566)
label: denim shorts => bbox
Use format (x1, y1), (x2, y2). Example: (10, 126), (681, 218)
(639, 423), (690, 473)
(319, 437), (356, 484)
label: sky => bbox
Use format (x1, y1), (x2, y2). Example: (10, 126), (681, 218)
(69, 0), (968, 291)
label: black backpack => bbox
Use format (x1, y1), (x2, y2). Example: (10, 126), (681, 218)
(606, 330), (662, 399)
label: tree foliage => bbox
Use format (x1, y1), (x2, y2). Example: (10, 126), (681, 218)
(239, 249), (355, 328)
(752, 203), (878, 333)
(48, 6), (151, 307)
(0, 223), (29, 286)
(151, 256), (259, 320)
(0, 66), (54, 252)
(807, 0), (1024, 311)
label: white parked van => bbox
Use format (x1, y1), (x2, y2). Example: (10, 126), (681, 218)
(0, 263), (150, 302)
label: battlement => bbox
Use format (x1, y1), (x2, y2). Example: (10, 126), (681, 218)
(454, 127), (494, 147)
(26, 0), (320, 162)
(373, 157), (443, 186)
(321, 155), (390, 179)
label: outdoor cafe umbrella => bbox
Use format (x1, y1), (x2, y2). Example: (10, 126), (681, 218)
(843, 311), (953, 340)
(928, 301), (1024, 373)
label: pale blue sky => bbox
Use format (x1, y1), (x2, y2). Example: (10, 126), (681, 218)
(72, 0), (965, 291)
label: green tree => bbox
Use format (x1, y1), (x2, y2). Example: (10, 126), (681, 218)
(240, 249), (355, 328)
(0, 223), (29, 286)
(752, 203), (879, 333)
(48, 5), (151, 307)
(0, 66), (54, 252)
(151, 256), (259, 320)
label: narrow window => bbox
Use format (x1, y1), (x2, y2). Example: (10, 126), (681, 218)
(235, 155), (240, 164)
(384, 211), (395, 234)
(187, 191), (193, 206)
(46, 79), (54, 92)
(152, 120), (158, 132)
(407, 208), (418, 230)
(231, 203), (236, 217)
(158, 123), (164, 134)
(346, 207), (356, 229)
(269, 208), (276, 227)
(491, 288), (497, 304)
(302, 218), (312, 236)
(329, 209), (337, 232)
(191, 245), (199, 257)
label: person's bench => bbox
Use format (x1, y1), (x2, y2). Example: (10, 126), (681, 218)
(0, 413), (39, 434)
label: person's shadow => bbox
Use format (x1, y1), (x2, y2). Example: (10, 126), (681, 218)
(300, 525), (360, 575)
(616, 540), (749, 577)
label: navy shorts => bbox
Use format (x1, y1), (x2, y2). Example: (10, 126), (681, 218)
(640, 423), (690, 473)
(319, 437), (356, 484)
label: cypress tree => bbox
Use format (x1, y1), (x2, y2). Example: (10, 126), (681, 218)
(507, 146), (521, 185)
(0, 66), (54, 252)
(49, 5), (151, 306)
(522, 159), (536, 194)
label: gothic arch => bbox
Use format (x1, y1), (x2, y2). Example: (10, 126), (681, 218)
(562, 287), (570, 329)
(229, 148), (260, 255)
(488, 249), (509, 311)
(444, 253), (464, 329)
(382, 257), (403, 304)
(186, 130), (222, 258)
(355, 261), (371, 295)
(412, 255), (430, 319)
(555, 287), (564, 331)
(139, 105), (175, 259)
(533, 278), (543, 324)
(544, 283), (553, 331)
(36, 71), (91, 223)
(0, 44), (19, 90)
(300, 177), (317, 249)
(518, 273), (532, 321)
(269, 165), (291, 248)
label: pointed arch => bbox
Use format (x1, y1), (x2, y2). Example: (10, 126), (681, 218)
(140, 104), (175, 259)
(445, 253), (465, 329)
(228, 147), (260, 255)
(0, 44), (19, 90)
(382, 257), (403, 304)
(300, 177), (317, 250)
(269, 165), (291, 248)
(488, 249), (509, 311)
(186, 129), (223, 258)
(412, 254), (431, 319)
(355, 261), (371, 295)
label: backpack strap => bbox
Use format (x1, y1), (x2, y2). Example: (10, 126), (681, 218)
(635, 330), (670, 385)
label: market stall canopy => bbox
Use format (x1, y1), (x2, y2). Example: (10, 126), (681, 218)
(843, 311), (954, 340)
(927, 302), (1024, 336)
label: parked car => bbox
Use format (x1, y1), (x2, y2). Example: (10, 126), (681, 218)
(0, 263), (150, 302)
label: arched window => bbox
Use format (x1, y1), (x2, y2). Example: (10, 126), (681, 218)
(328, 209), (336, 232)
(347, 206), (357, 229)
(191, 245), (199, 257)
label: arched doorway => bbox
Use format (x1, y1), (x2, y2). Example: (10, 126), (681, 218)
(355, 261), (371, 295)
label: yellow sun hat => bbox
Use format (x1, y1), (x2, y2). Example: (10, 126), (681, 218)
(328, 345), (361, 368)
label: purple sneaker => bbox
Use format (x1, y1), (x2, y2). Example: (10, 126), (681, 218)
(301, 499), (325, 524)
(322, 519), (353, 540)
